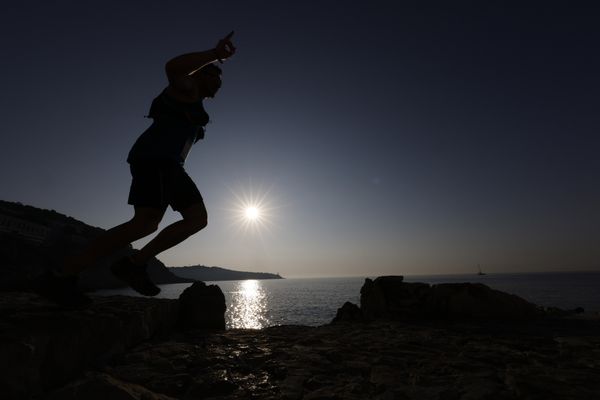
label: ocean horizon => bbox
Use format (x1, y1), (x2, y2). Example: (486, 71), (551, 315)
(96, 271), (600, 329)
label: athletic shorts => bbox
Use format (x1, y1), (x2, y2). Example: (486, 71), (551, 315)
(127, 162), (205, 212)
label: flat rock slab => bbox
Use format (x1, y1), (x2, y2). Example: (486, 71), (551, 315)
(76, 317), (600, 400)
(0, 292), (179, 399)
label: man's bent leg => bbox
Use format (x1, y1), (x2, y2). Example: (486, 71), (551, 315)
(133, 203), (208, 266)
(62, 207), (165, 276)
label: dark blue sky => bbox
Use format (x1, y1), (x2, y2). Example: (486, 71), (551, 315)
(1, 1), (599, 277)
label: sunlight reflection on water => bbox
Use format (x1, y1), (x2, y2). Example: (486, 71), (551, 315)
(95, 273), (600, 328)
(228, 280), (270, 329)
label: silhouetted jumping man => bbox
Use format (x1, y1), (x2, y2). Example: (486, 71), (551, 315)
(37, 32), (236, 307)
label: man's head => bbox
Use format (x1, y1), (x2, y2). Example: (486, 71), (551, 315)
(197, 63), (222, 98)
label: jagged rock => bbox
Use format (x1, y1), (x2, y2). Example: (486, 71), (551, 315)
(331, 301), (363, 323)
(178, 281), (226, 330)
(360, 276), (543, 321)
(427, 282), (542, 320)
(361, 276), (429, 320)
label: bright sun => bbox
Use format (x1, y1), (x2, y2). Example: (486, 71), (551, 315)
(226, 183), (279, 235)
(245, 206), (260, 221)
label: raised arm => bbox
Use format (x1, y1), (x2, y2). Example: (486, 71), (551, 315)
(165, 31), (236, 82)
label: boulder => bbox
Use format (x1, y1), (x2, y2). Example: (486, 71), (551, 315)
(178, 282), (226, 330)
(359, 276), (543, 321)
(361, 276), (430, 320)
(426, 282), (542, 320)
(331, 301), (363, 323)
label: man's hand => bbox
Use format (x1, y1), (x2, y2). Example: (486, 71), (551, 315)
(166, 31), (236, 84)
(214, 31), (236, 63)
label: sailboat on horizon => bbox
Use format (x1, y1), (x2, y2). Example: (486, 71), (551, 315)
(477, 264), (486, 276)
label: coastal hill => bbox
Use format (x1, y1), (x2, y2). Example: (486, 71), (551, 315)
(0, 200), (276, 291)
(0, 199), (190, 291)
(170, 265), (282, 281)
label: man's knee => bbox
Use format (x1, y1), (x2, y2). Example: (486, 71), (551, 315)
(181, 203), (208, 233)
(131, 212), (163, 235)
(186, 213), (208, 233)
(132, 218), (160, 235)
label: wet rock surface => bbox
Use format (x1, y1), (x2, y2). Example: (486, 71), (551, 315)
(65, 317), (600, 399)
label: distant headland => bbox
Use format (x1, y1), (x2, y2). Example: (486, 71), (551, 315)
(170, 265), (282, 281)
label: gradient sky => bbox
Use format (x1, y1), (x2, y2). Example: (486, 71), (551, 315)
(1, 1), (599, 277)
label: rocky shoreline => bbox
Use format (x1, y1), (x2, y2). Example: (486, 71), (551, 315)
(2, 277), (600, 399)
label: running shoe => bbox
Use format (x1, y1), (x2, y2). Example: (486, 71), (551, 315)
(110, 256), (161, 296)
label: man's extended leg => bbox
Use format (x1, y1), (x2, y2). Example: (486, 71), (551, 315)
(61, 207), (165, 276)
(36, 207), (164, 307)
(110, 203), (206, 296)
(131, 202), (208, 266)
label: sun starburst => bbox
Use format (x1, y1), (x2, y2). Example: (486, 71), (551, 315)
(225, 182), (278, 235)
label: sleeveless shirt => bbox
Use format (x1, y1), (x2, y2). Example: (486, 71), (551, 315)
(127, 90), (209, 165)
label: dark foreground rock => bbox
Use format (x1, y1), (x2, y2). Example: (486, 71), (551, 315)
(0, 281), (225, 400)
(0, 293), (178, 399)
(2, 276), (600, 399)
(179, 282), (226, 330)
(47, 317), (600, 399)
(349, 276), (544, 321)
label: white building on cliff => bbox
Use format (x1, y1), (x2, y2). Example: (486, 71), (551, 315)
(0, 214), (49, 243)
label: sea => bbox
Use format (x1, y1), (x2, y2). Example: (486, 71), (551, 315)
(96, 271), (600, 329)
